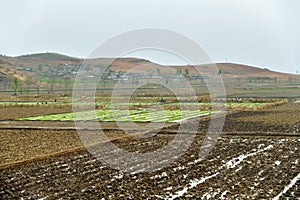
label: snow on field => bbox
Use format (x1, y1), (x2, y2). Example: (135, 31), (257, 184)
(226, 145), (273, 169)
(150, 172), (168, 179)
(220, 190), (228, 199)
(37, 197), (48, 200)
(167, 172), (220, 200)
(164, 143), (275, 199)
(272, 173), (300, 200)
(274, 160), (281, 166)
(1, 136), (298, 199)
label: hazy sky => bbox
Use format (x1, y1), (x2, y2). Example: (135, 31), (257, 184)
(1, 0), (300, 73)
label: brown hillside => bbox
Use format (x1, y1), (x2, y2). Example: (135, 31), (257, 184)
(0, 53), (299, 86)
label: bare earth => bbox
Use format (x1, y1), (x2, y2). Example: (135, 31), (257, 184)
(0, 103), (299, 199)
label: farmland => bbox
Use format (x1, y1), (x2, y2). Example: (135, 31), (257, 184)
(14, 101), (270, 122)
(1, 3), (300, 199)
(1, 98), (284, 122)
(0, 97), (299, 199)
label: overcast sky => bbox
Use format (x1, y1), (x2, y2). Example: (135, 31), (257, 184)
(1, 0), (299, 73)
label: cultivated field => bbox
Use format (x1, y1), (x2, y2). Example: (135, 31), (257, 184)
(0, 98), (299, 199)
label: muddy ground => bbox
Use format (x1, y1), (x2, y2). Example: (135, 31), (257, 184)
(0, 103), (299, 199)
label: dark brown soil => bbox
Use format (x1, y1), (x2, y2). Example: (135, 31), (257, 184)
(0, 135), (299, 199)
(0, 105), (72, 120)
(198, 103), (300, 133)
(0, 103), (299, 199)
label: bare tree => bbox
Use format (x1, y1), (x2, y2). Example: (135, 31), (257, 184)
(25, 77), (32, 94)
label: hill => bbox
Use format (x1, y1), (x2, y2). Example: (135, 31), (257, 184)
(0, 52), (299, 92)
(166, 63), (297, 79)
(216, 63), (293, 79)
(17, 52), (79, 61)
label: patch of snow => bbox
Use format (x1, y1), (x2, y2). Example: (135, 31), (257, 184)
(173, 166), (185, 171)
(258, 143), (265, 148)
(167, 172), (220, 200)
(274, 161), (281, 166)
(164, 144), (274, 199)
(113, 173), (124, 179)
(220, 191), (228, 200)
(273, 173), (300, 200)
(226, 145), (273, 169)
(84, 159), (97, 164)
(153, 195), (164, 199)
(150, 172), (168, 179)
(169, 187), (188, 200)
(164, 186), (173, 191)
(187, 157), (203, 165)
(201, 193), (212, 199)
(235, 166), (243, 172)
(38, 197), (48, 200)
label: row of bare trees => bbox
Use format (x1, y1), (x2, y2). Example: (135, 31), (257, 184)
(7, 77), (71, 96)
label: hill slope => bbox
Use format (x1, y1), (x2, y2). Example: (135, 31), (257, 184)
(0, 53), (299, 87)
(17, 52), (79, 60)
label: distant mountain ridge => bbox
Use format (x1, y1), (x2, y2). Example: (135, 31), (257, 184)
(0, 52), (299, 86)
(17, 52), (80, 60)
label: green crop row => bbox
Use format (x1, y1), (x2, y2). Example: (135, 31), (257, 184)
(18, 109), (211, 122)
(1, 101), (267, 107)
